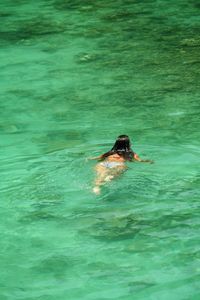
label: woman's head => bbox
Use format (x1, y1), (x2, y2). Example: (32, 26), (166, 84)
(101, 134), (134, 161)
(111, 135), (131, 153)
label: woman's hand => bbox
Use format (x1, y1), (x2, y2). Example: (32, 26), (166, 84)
(86, 156), (101, 161)
(133, 153), (154, 164)
(87, 155), (103, 161)
(143, 159), (154, 164)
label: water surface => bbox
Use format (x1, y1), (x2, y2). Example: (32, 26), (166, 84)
(0, 0), (200, 299)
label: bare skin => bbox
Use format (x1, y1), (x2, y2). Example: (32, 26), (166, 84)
(91, 151), (154, 194)
(90, 153), (153, 194)
(93, 154), (127, 194)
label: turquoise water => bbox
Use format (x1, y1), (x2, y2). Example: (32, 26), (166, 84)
(1, 0), (200, 299)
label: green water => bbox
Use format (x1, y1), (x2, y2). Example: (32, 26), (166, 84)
(1, 0), (200, 299)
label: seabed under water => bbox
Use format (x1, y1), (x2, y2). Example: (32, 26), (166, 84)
(0, 0), (200, 299)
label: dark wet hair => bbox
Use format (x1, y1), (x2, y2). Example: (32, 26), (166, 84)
(101, 135), (135, 161)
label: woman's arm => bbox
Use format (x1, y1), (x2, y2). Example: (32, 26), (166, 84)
(87, 155), (103, 161)
(133, 153), (154, 164)
(88, 150), (113, 161)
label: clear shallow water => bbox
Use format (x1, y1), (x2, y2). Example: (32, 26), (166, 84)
(0, 0), (200, 299)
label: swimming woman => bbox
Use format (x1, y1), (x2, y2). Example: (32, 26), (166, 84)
(89, 135), (153, 194)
